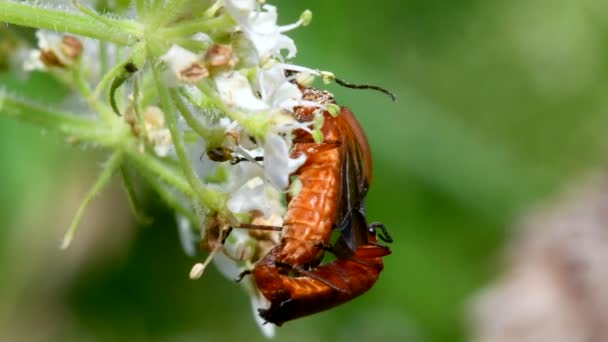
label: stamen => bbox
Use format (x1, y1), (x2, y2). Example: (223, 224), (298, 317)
(189, 226), (229, 280)
(279, 10), (312, 33)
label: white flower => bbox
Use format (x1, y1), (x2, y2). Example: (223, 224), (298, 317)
(224, 1), (304, 62)
(244, 277), (276, 338)
(212, 248), (275, 338)
(210, 213), (282, 338)
(264, 133), (306, 190)
(160, 45), (208, 85)
(257, 62), (304, 112)
(24, 31), (83, 71)
(227, 174), (284, 218)
(214, 65), (304, 114)
(215, 71), (268, 112)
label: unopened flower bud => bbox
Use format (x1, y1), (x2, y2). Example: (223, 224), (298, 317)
(61, 36), (83, 60)
(39, 50), (65, 68)
(180, 63), (209, 83)
(160, 45), (208, 85)
(26, 32), (83, 70)
(205, 44), (239, 69)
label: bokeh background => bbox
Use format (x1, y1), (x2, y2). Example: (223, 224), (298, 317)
(2, 0), (608, 341)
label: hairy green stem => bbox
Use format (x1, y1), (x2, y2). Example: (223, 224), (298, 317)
(0, 92), (124, 145)
(120, 165), (153, 225)
(152, 63), (226, 212)
(197, 82), (247, 125)
(72, 66), (116, 123)
(159, 13), (235, 39)
(123, 143), (194, 199)
(0, 2), (141, 45)
(138, 164), (199, 225)
(171, 89), (223, 145)
(61, 151), (124, 249)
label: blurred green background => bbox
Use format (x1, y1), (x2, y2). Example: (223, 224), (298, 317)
(2, 0), (608, 341)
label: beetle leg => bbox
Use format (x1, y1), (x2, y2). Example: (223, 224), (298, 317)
(314, 242), (335, 253)
(235, 269), (252, 282)
(369, 221), (393, 243)
(229, 156), (264, 165)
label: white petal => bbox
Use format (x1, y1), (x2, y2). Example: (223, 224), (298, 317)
(161, 45), (199, 71)
(227, 176), (269, 214)
(270, 81), (302, 111)
(215, 71), (268, 112)
(257, 63), (286, 101)
(23, 50), (45, 71)
(243, 279), (276, 338)
(176, 214), (198, 257)
(263, 133), (291, 189)
(36, 30), (62, 50)
(264, 133), (307, 190)
(159, 44), (202, 86)
(224, 0), (257, 20)
(212, 251), (246, 280)
(222, 229), (256, 262)
(287, 153), (307, 175)
(275, 34), (297, 59)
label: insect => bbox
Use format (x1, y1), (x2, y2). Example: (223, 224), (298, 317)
(236, 87), (392, 325)
(254, 211), (391, 325)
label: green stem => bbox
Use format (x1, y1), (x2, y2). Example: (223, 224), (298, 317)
(196, 81), (269, 139)
(72, 66), (116, 123)
(61, 151), (124, 249)
(99, 42), (110, 77)
(146, 0), (198, 29)
(93, 42), (146, 100)
(0, 2), (141, 45)
(171, 89), (223, 144)
(135, 0), (147, 18)
(120, 165), (153, 225)
(132, 75), (147, 148)
(159, 14), (235, 39)
(138, 164), (199, 225)
(0, 92), (124, 145)
(152, 63), (226, 212)
(123, 143), (194, 198)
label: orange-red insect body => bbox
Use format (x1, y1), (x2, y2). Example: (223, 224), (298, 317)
(254, 213), (390, 325)
(251, 88), (390, 325)
(251, 89), (343, 283)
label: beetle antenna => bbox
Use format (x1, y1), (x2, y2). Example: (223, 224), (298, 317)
(334, 78), (396, 102)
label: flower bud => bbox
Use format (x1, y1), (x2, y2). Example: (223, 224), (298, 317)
(160, 45), (209, 85)
(205, 44), (239, 69)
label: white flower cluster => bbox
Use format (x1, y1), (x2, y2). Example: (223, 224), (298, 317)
(21, 0), (326, 336)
